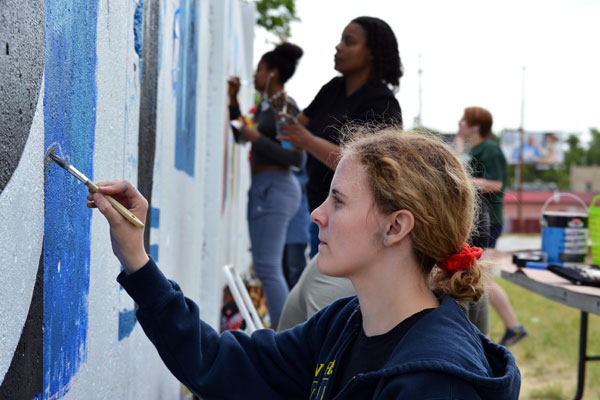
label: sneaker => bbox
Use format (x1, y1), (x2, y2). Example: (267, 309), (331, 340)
(500, 325), (528, 346)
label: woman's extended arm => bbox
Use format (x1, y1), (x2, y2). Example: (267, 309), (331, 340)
(279, 112), (341, 171)
(472, 178), (503, 193)
(117, 258), (315, 398)
(253, 134), (305, 168)
(88, 180), (317, 398)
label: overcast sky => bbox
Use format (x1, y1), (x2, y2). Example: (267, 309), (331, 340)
(253, 0), (600, 139)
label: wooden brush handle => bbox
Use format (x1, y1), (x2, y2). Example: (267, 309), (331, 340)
(104, 195), (145, 228)
(87, 182), (145, 228)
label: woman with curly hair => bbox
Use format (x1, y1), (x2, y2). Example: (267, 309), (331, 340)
(88, 128), (520, 399)
(279, 16), (403, 256)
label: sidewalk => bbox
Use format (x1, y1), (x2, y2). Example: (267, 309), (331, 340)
(485, 234), (541, 277)
(495, 234), (541, 253)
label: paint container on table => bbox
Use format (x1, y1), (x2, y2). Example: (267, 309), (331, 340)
(540, 193), (588, 266)
(589, 195), (600, 266)
(512, 251), (547, 268)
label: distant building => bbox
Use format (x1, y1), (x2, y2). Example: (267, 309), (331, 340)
(503, 191), (598, 233)
(570, 166), (600, 193)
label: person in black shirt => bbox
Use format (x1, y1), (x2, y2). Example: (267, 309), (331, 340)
(227, 43), (305, 328)
(279, 16), (403, 256)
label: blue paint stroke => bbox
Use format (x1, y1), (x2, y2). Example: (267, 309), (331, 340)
(149, 244), (159, 262)
(117, 265), (136, 341)
(133, 0), (144, 58)
(150, 206), (160, 228)
(174, 0), (199, 176)
(171, 8), (183, 95)
(118, 310), (136, 341)
(43, 0), (97, 399)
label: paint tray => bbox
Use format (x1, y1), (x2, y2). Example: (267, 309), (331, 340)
(547, 264), (600, 287)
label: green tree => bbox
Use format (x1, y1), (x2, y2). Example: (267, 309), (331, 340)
(565, 134), (586, 170)
(253, 0), (299, 40)
(585, 128), (600, 165)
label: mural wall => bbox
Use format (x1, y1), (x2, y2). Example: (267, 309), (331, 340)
(0, 0), (255, 398)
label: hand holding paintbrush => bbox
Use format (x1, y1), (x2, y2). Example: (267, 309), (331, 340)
(86, 180), (149, 274)
(46, 147), (149, 274)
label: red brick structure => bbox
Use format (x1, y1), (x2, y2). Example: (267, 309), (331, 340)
(503, 191), (599, 233)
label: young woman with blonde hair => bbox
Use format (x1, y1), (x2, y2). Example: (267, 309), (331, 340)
(89, 128), (520, 399)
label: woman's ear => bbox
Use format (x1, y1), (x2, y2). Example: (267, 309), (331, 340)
(270, 68), (280, 83)
(383, 210), (414, 247)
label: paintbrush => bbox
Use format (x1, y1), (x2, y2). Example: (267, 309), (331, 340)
(46, 147), (145, 228)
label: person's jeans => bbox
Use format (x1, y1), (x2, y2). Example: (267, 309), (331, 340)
(282, 243), (308, 289)
(248, 171), (301, 325)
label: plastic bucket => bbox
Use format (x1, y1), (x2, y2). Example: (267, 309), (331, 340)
(540, 193), (588, 266)
(589, 195), (600, 266)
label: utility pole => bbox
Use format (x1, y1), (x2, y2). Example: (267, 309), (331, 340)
(517, 66), (526, 233)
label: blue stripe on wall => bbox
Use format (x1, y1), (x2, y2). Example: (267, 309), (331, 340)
(150, 206), (160, 228)
(118, 310), (136, 341)
(43, 0), (98, 398)
(149, 244), (159, 262)
(133, 0), (144, 58)
(174, 0), (199, 176)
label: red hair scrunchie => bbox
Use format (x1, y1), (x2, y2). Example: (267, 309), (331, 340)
(437, 243), (483, 273)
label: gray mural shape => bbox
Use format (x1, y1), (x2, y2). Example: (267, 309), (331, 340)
(0, 0), (44, 397)
(0, 0), (45, 193)
(138, 0), (159, 253)
(0, 255), (44, 399)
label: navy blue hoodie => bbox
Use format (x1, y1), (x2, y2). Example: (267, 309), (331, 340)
(118, 259), (520, 399)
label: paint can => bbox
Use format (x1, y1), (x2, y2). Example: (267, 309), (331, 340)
(540, 193), (588, 266)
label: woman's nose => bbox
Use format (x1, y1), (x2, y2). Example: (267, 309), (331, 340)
(311, 203), (326, 226)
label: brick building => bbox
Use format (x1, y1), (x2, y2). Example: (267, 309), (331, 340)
(502, 191), (599, 233)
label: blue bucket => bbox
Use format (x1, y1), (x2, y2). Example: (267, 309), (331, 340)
(540, 193), (588, 266)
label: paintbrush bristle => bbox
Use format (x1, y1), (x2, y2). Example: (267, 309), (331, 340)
(48, 151), (70, 170)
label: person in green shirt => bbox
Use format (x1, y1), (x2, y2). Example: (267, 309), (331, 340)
(456, 106), (528, 346)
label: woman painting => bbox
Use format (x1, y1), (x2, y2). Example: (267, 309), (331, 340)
(88, 128), (520, 399)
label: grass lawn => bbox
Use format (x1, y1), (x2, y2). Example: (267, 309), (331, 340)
(490, 277), (600, 399)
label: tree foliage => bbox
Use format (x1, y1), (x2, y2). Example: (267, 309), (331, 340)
(586, 128), (600, 165)
(564, 134), (585, 171)
(253, 0), (299, 40)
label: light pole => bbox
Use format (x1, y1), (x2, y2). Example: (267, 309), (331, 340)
(517, 66), (526, 233)
(414, 54), (423, 127)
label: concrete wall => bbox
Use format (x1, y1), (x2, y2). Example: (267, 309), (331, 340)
(0, 0), (254, 398)
(503, 191), (598, 233)
(571, 166), (600, 193)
